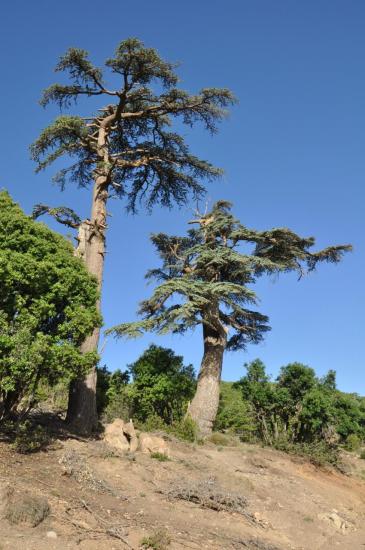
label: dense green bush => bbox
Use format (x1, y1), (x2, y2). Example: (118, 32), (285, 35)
(345, 434), (362, 452)
(0, 191), (101, 420)
(127, 345), (196, 424)
(13, 421), (52, 454)
(214, 382), (255, 439)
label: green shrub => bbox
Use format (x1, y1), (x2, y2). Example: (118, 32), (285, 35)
(150, 452), (170, 462)
(137, 413), (168, 433)
(345, 434), (361, 452)
(359, 450), (365, 460)
(274, 439), (340, 468)
(141, 529), (171, 549)
(13, 421), (52, 454)
(209, 432), (235, 446)
(127, 345), (196, 424)
(214, 381), (256, 439)
(36, 379), (69, 411)
(101, 391), (132, 423)
(170, 416), (197, 442)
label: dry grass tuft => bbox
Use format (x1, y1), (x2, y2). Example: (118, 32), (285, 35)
(4, 492), (49, 527)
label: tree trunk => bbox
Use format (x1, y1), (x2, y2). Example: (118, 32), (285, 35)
(66, 177), (108, 434)
(188, 309), (227, 438)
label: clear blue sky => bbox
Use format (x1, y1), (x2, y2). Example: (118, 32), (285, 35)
(1, 1), (363, 393)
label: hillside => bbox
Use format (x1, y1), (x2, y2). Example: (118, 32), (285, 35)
(1, 429), (365, 550)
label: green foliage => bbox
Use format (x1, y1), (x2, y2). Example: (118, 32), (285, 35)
(208, 432), (236, 446)
(13, 421), (52, 454)
(127, 345), (196, 424)
(359, 450), (365, 460)
(274, 439), (340, 468)
(136, 413), (198, 443)
(232, 359), (365, 462)
(32, 38), (235, 211)
(35, 379), (69, 411)
(141, 528), (171, 550)
(150, 452), (170, 462)
(332, 392), (364, 439)
(170, 416), (198, 442)
(0, 192), (101, 419)
(345, 434), (362, 452)
(214, 382), (255, 439)
(95, 365), (131, 422)
(96, 365), (129, 414)
(110, 201), (350, 353)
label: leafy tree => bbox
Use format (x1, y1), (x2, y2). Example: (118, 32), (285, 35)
(109, 201), (351, 436)
(237, 358), (365, 448)
(332, 392), (364, 439)
(127, 344), (196, 424)
(320, 369), (337, 391)
(239, 359), (277, 443)
(31, 38), (235, 434)
(96, 365), (129, 415)
(0, 191), (100, 420)
(214, 382), (255, 438)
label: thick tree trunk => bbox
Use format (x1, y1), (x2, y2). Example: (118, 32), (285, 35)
(66, 177), (108, 434)
(188, 309), (227, 438)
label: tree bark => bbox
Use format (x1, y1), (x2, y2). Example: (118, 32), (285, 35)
(66, 176), (108, 434)
(188, 307), (227, 438)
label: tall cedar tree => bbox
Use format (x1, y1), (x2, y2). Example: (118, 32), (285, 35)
(31, 38), (235, 433)
(109, 201), (351, 437)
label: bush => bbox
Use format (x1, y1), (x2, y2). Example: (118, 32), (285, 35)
(136, 414), (198, 443)
(4, 492), (50, 526)
(36, 379), (69, 411)
(214, 382), (255, 439)
(141, 529), (171, 550)
(101, 391), (132, 423)
(150, 452), (170, 462)
(345, 434), (362, 452)
(359, 450), (365, 460)
(274, 439), (340, 468)
(209, 432), (236, 446)
(13, 421), (52, 454)
(127, 345), (196, 424)
(169, 416), (198, 442)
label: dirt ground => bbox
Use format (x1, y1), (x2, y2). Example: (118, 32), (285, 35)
(0, 432), (365, 550)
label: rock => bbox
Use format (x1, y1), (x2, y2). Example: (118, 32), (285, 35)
(318, 512), (354, 533)
(46, 531), (58, 539)
(139, 433), (170, 457)
(3, 491), (50, 527)
(123, 420), (139, 453)
(104, 418), (130, 453)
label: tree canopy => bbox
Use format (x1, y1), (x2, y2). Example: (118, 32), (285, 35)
(236, 359), (365, 447)
(109, 200), (351, 347)
(30, 38), (235, 212)
(127, 344), (196, 424)
(0, 191), (101, 419)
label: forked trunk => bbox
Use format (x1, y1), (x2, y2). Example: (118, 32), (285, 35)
(66, 177), (107, 434)
(188, 309), (227, 438)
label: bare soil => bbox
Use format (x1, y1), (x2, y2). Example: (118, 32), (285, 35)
(0, 432), (364, 549)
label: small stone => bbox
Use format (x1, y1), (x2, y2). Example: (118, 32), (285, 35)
(46, 531), (58, 539)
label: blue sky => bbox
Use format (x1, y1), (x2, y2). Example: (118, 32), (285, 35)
(1, 1), (363, 393)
